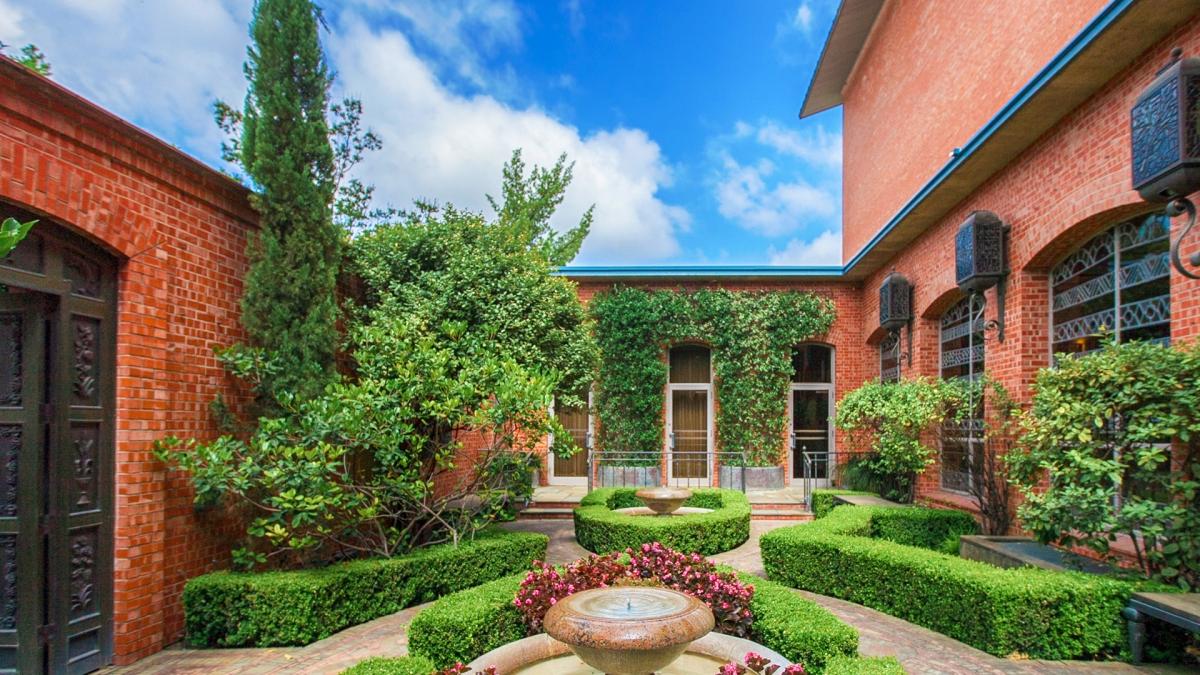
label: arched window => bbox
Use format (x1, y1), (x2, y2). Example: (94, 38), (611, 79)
(940, 295), (984, 492)
(1051, 213), (1170, 356)
(791, 343), (832, 383)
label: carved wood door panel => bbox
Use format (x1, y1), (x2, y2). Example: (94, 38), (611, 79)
(1, 219), (116, 674)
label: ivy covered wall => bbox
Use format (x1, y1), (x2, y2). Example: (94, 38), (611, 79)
(588, 287), (837, 466)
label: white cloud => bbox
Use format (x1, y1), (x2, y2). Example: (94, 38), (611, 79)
(0, 0), (25, 40)
(563, 0), (585, 37)
(791, 2), (814, 33)
(753, 120), (841, 169)
(345, 0), (522, 89)
(330, 17), (686, 262)
(713, 152), (837, 238)
(6, 0), (251, 165)
(768, 229), (841, 266)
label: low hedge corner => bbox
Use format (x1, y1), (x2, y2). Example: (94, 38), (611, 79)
(809, 489), (876, 519)
(574, 487), (750, 555)
(184, 527), (547, 648)
(340, 656), (436, 675)
(823, 655), (906, 675)
(761, 505), (1134, 660)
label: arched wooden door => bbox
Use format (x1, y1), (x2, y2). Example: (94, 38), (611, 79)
(0, 214), (116, 674)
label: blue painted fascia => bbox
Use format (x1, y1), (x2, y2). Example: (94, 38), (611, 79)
(557, 0), (1132, 282)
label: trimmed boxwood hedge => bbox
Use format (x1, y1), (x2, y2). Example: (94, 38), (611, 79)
(340, 656), (435, 675)
(823, 655), (906, 675)
(809, 489), (875, 519)
(574, 487), (750, 555)
(761, 505), (1136, 660)
(183, 527), (547, 648)
(407, 568), (861, 673)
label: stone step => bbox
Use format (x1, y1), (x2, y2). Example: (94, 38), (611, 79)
(517, 507), (574, 520)
(748, 500), (809, 510)
(526, 500), (581, 510)
(750, 508), (813, 521)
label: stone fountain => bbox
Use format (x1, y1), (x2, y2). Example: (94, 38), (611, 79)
(467, 585), (794, 674)
(634, 487), (693, 515)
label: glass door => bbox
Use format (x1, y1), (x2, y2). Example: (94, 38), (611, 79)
(791, 388), (831, 482)
(669, 389), (709, 482)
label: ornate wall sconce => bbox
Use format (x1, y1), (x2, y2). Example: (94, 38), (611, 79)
(879, 270), (913, 368)
(1131, 48), (1200, 279)
(955, 210), (1009, 342)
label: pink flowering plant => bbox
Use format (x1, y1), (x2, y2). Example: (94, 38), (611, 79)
(513, 542), (755, 638)
(716, 651), (805, 674)
(513, 553), (626, 632)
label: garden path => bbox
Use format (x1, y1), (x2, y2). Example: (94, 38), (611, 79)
(104, 519), (1193, 675)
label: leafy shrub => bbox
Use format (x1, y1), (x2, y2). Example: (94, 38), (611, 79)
(822, 655), (905, 675)
(409, 575), (527, 669)
(341, 656), (436, 675)
(761, 506), (1135, 659)
(809, 489), (874, 519)
(834, 377), (967, 502)
(184, 528), (546, 647)
(867, 506), (978, 550)
(411, 566), (859, 673)
(574, 488), (750, 555)
(514, 553), (626, 632)
(627, 543), (755, 637)
(1009, 339), (1200, 590)
(738, 571), (858, 673)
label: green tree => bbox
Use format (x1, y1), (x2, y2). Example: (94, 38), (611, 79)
(1008, 340), (1200, 589)
(0, 217), (35, 257)
(215, 0), (383, 402)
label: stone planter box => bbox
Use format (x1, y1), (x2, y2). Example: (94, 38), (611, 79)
(959, 535), (1110, 574)
(718, 465), (784, 490)
(597, 465), (662, 488)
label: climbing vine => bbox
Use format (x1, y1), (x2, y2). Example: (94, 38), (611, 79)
(589, 287), (836, 466)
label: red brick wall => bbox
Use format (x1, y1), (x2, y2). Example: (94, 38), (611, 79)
(856, 20), (1200, 502)
(841, 0), (1108, 261)
(0, 60), (255, 663)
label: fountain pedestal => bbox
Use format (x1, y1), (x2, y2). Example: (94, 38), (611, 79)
(542, 586), (714, 675)
(634, 487), (692, 515)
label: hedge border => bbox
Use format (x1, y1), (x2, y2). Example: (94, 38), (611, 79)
(761, 505), (1138, 660)
(809, 488), (875, 519)
(407, 568), (860, 674)
(573, 487), (751, 555)
(340, 656), (435, 675)
(183, 527), (547, 647)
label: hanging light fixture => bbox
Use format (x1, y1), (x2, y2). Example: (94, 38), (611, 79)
(955, 210), (1009, 342)
(879, 270), (912, 368)
(1131, 48), (1200, 279)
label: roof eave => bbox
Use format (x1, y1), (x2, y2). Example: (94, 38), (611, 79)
(798, 0), (886, 119)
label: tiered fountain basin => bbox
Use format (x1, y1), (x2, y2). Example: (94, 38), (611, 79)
(468, 586), (793, 674)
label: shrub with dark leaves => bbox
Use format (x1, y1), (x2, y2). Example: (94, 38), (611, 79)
(513, 553), (626, 632)
(626, 542), (755, 638)
(717, 651), (806, 674)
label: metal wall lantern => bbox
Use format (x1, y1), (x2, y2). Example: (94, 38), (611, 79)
(955, 210), (1009, 342)
(1131, 48), (1200, 279)
(879, 270), (912, 367)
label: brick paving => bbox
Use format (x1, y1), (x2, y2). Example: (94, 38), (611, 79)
(104, 519), (1194, 674)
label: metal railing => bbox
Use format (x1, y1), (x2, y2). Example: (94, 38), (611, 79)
(587, 450), (750, 492)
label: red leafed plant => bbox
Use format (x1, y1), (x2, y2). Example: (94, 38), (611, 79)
(626, 542), (755, 638)
(513, 553), (626, 632)
(717, 651), (806, 674)
(513, 543), (755, 639)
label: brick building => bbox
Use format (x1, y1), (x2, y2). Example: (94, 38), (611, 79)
(552, 0), (1200, 512)
(0, 59), (253, 670)
(2, 0), (1200, 671)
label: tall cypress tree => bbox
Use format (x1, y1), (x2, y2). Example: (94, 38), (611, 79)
(234, 0), (339, 400)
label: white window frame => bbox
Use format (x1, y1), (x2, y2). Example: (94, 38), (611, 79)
(787, 344), (835, 485)
(664, 345), (714, 487)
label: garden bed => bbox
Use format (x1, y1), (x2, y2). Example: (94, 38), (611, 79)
(761, 505), (1142, 660)
(183, 527), (548, 648)
(405, 568), (872, 674)
(573, 487), (750, 555)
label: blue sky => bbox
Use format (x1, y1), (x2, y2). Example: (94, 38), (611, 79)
(1, 0), (843, 265)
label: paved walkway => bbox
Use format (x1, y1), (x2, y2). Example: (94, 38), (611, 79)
(106, 520), (1194, 675)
